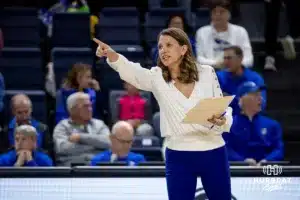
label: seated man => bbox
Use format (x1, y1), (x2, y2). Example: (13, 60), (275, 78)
(53, 92), (110, 166)
(195, 0), (253, 68)
(5, 94), (51, 153)
(0, 125), (53, 166)
(91, 121), (146, 166)
(224, 82), (284, 166)
(217, 46), (266, 115)
(119, 82), (153, 136)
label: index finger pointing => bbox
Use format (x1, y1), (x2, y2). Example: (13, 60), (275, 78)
(93, 38), (103, 45)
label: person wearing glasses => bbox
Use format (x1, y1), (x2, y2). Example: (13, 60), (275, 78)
(90, 121), (146, 166)
(216, 46), (266, 116)
(224, 81), (284, 166)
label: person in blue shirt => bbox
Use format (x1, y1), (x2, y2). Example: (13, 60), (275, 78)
(5, 94), (52, 153)
(56, 63), (104, 124)
(91, 121), (146, 166)
(224, 81), (284, 166)
(152, 14), (196, 64)
(217, 45), (267, 115)
(0, 125), (53, 167)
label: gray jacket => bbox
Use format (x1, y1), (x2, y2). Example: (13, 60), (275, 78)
(53, 118), (111, 166)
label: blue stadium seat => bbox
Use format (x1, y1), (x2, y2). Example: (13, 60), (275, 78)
(0, 47), (43, 90)
(51, 47), (93, 87)
(52, 13), (91, 47)
(96, 7), (141, 45)
(112, 45), (145, 63)
(193, 8), (210, 30)
(101, 7), (139, 18)
(147, 8), (186, 21)
(5, 90), (47, 123)
(237, 2), (265, 38)
(148, 0), (161, 10)
(0, 7), (40, 47)
(144, 8), (186, 47)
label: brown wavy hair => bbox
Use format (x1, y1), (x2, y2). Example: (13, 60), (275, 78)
(157, 28), (199, 83)
(62, 63), (92, 89)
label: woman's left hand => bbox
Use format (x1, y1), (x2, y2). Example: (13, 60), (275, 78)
(208, 114), (226, 126)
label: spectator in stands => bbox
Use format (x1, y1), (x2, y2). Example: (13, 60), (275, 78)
(53, 92), (110, 166)
(56, 63), (104, 124)
(0, 125), (53, 166)
(217, 46), (266, 115)
(39, 0), (91, 38)
(66, 0), (90, 13)
(5, 94), (52, 153)
(264, 0), (300, 71)
(119, 82), (154, 136)
(91, 121), (146, 166)
(153, 14), (196, 63)
(96, 0), (148, 21)
(224, 81), (284, 166)
(195, 0), (253, 68)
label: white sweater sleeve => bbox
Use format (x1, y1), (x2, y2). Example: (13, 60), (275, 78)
(195, 29), (217, 66)
(239, 27), (254, 67)
(106, 54), (155, 92)
(210, 67), (233, 133)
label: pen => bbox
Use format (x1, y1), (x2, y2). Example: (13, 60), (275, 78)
(209, 112), (226, 130)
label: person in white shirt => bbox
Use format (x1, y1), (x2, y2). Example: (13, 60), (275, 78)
(93, 27), (233, 200)
(195, 0), (253, 69)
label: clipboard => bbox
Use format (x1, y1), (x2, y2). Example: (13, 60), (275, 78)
(182, 95), (235, 125)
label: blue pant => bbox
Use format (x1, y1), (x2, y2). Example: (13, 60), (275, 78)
(165, 146), (231, 200)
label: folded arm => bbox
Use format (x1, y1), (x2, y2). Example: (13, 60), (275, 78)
(79, 123), (111, 149)
(53, 124), (94, 156)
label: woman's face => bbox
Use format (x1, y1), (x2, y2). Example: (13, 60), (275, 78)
(158, 34), (187, 68)
(77, 70), (92, 89)
(169, 16), (184, 30)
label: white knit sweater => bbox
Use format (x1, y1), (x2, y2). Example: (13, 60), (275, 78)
(107, 54), (233, 151)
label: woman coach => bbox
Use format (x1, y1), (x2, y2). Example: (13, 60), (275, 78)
(93, 27), (233, 200)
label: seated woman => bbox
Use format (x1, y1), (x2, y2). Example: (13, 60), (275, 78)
(152, 14), (196, 63)
(119, 82), (154, 136)
(55, 63), (103, 124)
